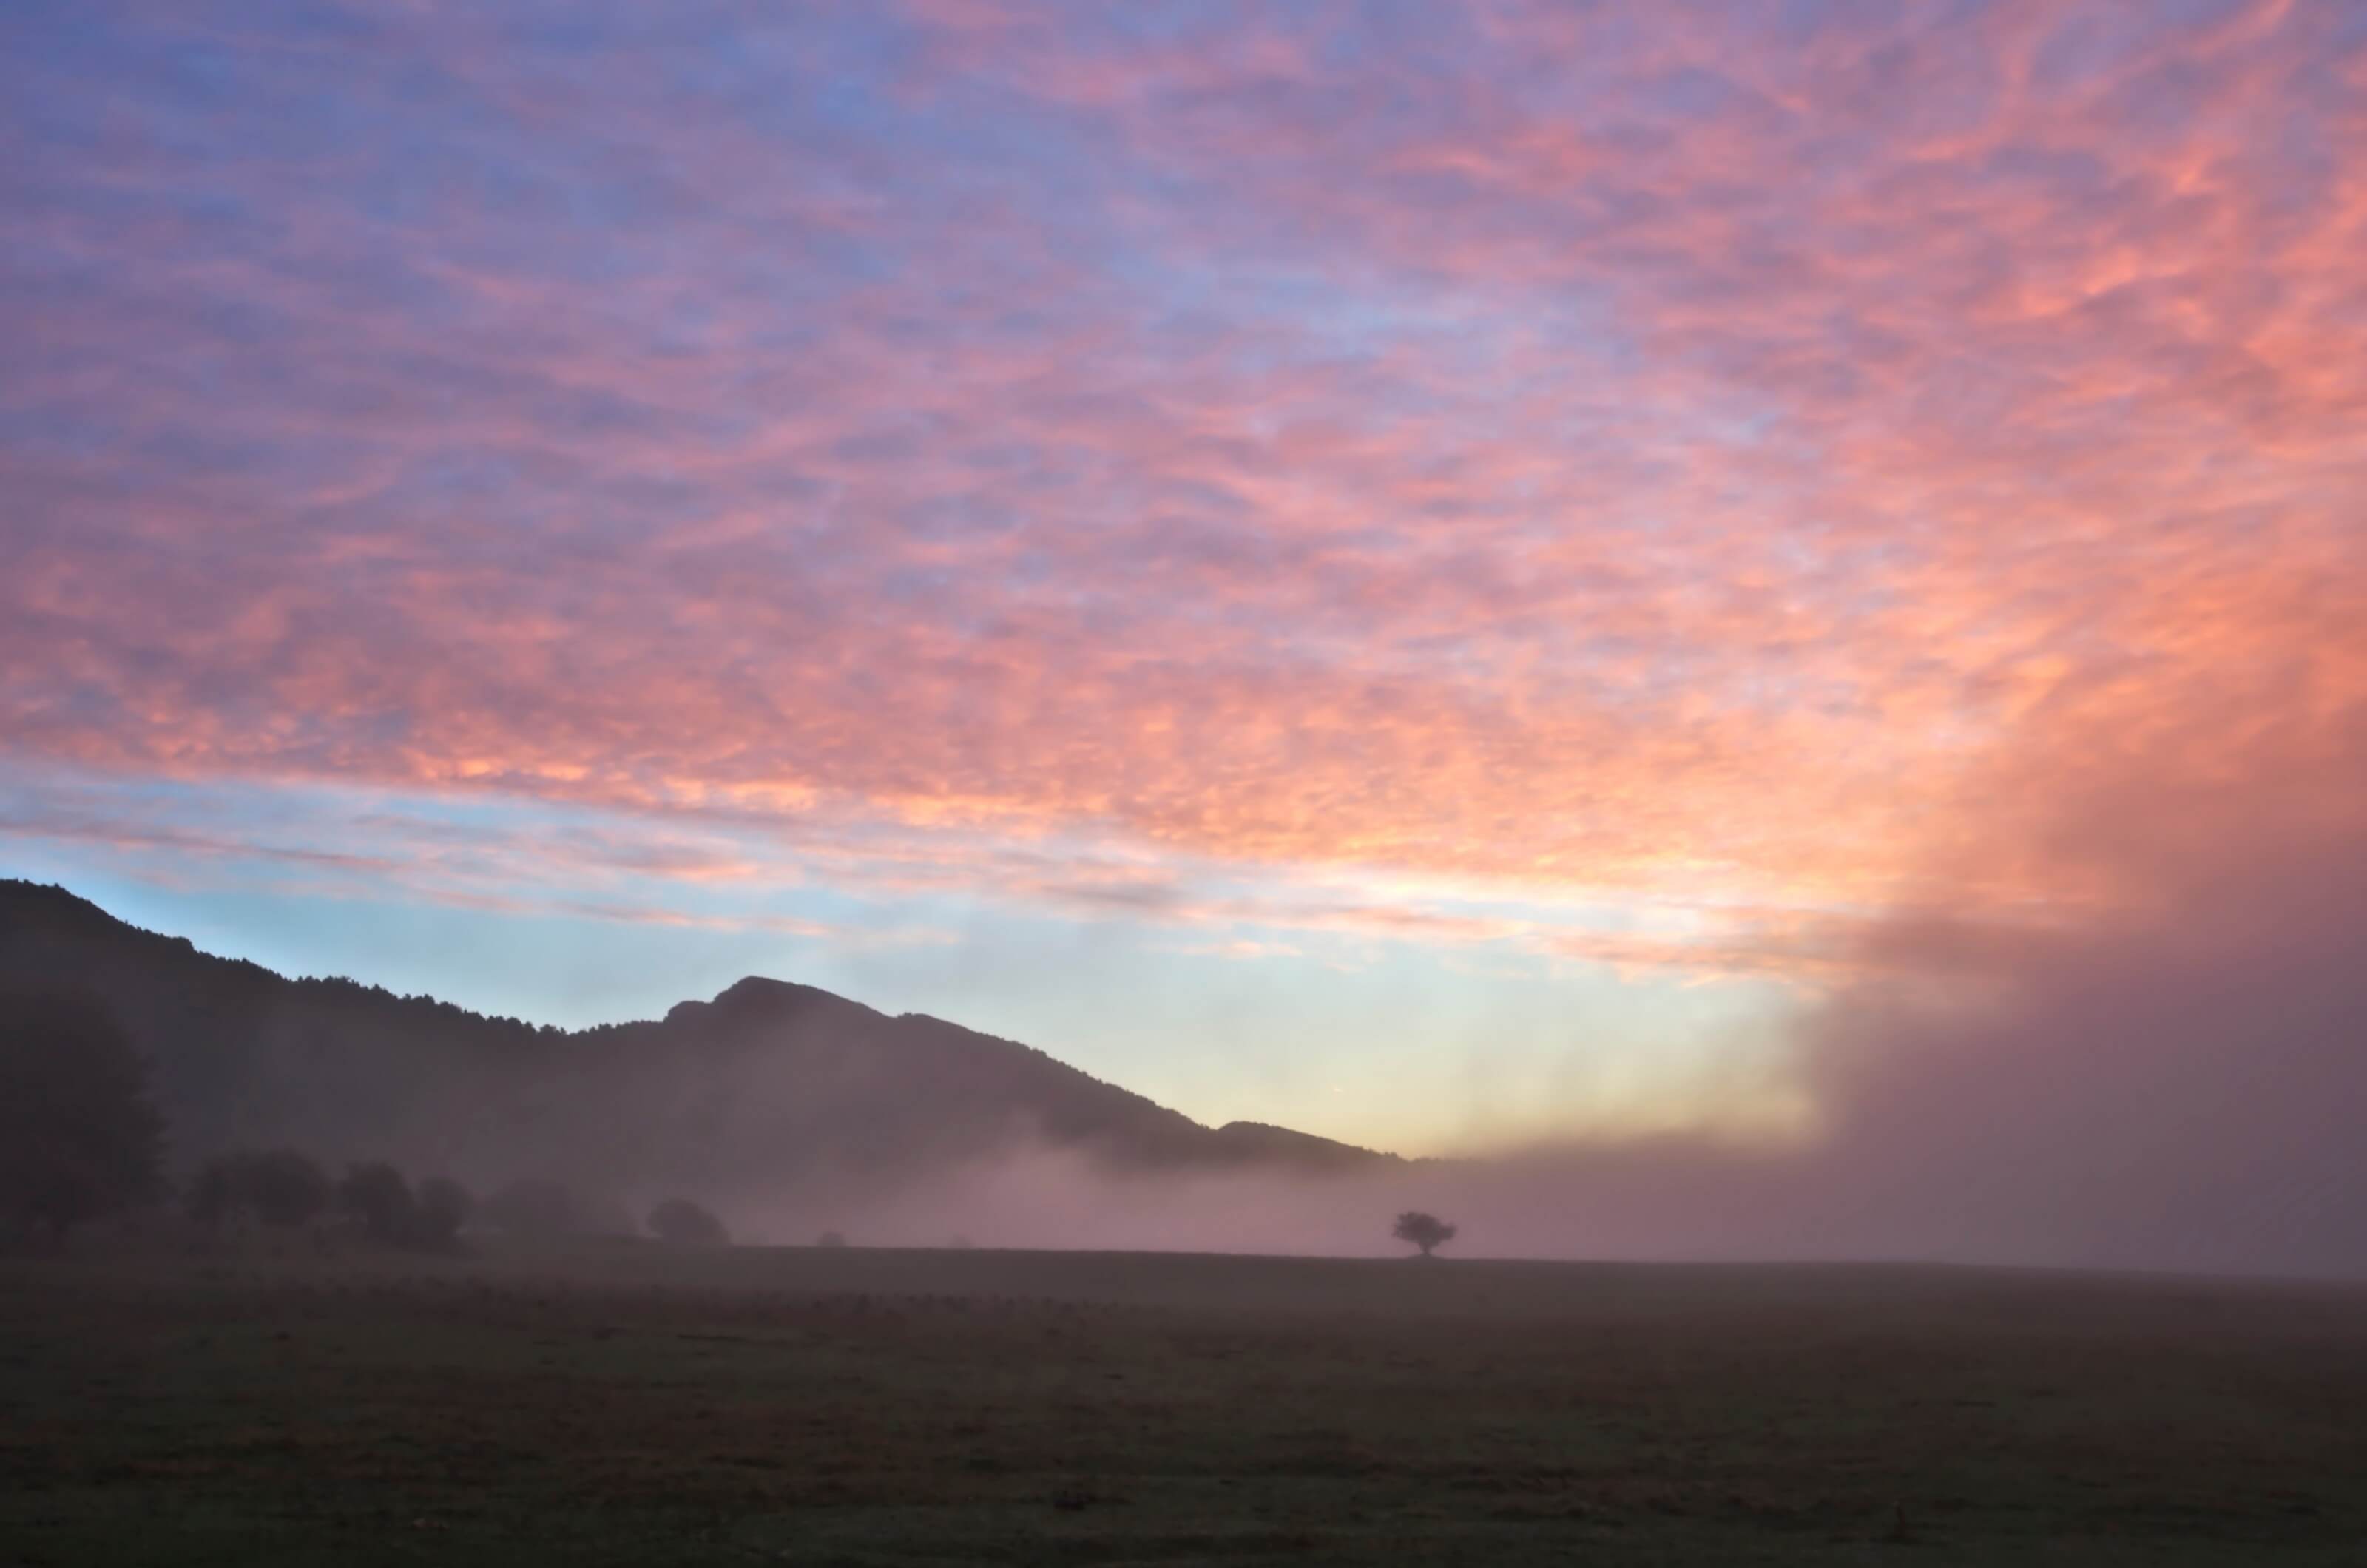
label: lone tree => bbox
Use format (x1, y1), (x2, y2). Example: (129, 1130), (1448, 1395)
(647, 1197), (729, 1246)
(0, 991), (163, 1245)
(1392, 1210), (1458, 1258)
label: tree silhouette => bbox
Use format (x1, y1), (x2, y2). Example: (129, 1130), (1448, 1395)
(189, 1149), (331, 1230)
(648, 1197), (729, 1246)
(338, 1161), (419, 1245)
(0, 992), (163, 1244)
(1392, 1210), (1457, 1257)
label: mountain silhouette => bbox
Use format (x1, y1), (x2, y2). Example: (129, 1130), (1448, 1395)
(0, 880), (1399, 1202)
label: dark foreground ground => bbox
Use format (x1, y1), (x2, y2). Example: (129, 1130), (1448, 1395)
(4, 1243), (2364, 1566)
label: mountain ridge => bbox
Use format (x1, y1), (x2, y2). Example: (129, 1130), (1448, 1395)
(0, 879), (1402, 1200)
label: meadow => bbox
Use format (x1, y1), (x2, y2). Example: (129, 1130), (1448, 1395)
(4, 1242), (2363, 1566)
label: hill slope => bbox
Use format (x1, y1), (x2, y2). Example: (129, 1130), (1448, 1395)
(0, 880), (1399, 1199)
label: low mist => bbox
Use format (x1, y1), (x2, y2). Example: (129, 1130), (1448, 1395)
(705, 739), (2367, 1279)
(11, 717), (2363, 1280)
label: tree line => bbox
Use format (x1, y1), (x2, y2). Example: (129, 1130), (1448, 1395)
(0, 988), (729, 1251)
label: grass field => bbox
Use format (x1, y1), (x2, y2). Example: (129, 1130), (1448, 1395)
(4, 1242), (2363, 1565)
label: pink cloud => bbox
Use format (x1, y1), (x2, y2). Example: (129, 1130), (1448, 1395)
(1, 0), (2360, 982)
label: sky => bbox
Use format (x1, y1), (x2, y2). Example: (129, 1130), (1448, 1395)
(3, 1), (2363, 1175)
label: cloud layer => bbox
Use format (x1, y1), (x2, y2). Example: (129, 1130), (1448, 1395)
(4, 1), (2364, 1196)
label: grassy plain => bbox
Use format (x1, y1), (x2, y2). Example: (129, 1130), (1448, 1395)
(3, 1241), (2363, 1565)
